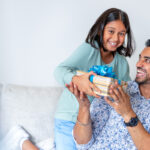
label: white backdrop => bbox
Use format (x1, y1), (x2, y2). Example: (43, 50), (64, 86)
(0, 0), (150, 86)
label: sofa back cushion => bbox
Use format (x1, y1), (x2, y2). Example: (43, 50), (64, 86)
(0, 84), (63, 143)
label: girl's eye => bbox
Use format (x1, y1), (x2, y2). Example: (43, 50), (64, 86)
(108, 30), (114, 34)
(119, 32), (125, 36)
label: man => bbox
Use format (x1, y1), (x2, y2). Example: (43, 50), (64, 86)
(66, 39), (150, 150)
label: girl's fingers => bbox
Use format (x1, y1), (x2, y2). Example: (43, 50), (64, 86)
(65, 83), (69, 89)
(80, 91), (84, 100)
(87, 87), (94, 96)
(87, 86), (99, 98)
(90, 83), (101, 94)
(84, 82), (100, 98)
(74, 84), (79, 97)
(88, 71), (97, 76)
(66, 83), (73, 93)
(69, 82), (74, 93)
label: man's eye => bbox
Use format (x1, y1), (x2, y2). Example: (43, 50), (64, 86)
(145, 59), (150, 63)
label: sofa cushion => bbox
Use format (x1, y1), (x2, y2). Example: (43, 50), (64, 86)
(0, 84), (63, 143)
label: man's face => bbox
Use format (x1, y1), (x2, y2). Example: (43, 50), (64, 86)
(135, 47), (150, 85)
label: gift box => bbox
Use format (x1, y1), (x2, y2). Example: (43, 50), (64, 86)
(76, 70), (127, 96)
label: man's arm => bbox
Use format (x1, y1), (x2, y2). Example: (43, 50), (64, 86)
(123, 111), (150, 150)
(66, 83), (93, 144)
(73, 106), (92, 144)
(105, 82), (150, 150)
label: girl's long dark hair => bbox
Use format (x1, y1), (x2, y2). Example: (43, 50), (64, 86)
(86, 8), (135, 57)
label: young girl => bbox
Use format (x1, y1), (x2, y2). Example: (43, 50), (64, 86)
(54, 8), (134, 150)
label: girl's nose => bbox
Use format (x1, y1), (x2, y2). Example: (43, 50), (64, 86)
(112, 33), (119, 41)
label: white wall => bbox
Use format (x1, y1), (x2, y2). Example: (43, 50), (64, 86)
(0, 0), (150, 86)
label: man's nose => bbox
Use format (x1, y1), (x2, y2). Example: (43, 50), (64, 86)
(136, 59), (144, 67)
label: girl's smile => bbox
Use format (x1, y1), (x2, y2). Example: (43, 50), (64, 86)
(102, 20), (126, 52)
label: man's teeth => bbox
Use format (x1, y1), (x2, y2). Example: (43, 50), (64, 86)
(137, 70), (145, 73)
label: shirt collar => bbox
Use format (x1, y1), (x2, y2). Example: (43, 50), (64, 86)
(127, 81), (150, 101)
(127, 81), (140, 95)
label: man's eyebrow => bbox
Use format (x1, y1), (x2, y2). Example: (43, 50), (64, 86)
(144, 56), (150, 59)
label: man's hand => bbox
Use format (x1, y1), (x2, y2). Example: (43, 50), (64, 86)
(66, 82), (90, 109)
(104, 82), (134, 120)
(72, 71), (100, 98)
(66, 82), (92, 144)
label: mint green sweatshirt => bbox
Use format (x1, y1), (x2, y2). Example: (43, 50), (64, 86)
(54, 42), (131, 123)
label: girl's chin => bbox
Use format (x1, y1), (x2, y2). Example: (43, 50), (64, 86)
(102, 47), (117, 52)
(108, 48), (117, 52)
(106, 46), (118, 51)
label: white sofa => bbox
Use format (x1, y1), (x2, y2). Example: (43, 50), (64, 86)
(0, 83), (63, 149)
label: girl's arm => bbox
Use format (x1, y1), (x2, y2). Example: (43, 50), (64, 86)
(54, 42), (100, 97)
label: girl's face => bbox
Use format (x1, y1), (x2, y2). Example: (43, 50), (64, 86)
(102, 20), (126, 52)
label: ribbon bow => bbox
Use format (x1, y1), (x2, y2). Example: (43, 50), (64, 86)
(88, 65), (119, 83)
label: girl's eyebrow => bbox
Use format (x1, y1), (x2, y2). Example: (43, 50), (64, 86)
(105, 27), (126, 32)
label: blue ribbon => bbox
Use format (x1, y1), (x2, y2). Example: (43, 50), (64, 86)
(88, 65), (121, 84)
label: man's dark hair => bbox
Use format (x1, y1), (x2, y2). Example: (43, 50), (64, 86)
(145, 39), (150, 47)
(85, 8), (134, 57)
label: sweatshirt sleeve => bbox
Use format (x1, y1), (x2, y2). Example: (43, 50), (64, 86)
(120, 58), (131, 81)
(53, 42), (94, 86)
(123, 61), (131, 81)
(115, 54), (131, 82)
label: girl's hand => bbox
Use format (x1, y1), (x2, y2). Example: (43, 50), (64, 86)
(72, 71), (100, 98)
(66, 82), (90, 109)
(104, 82), (134, 119)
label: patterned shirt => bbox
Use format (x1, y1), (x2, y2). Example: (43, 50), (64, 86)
(76, 81), (150, 150)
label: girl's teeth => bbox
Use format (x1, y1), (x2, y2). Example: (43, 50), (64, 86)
(110, 42), (117, 46)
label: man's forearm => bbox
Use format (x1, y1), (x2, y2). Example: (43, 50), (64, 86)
(73, 106), (92, 144)
(124, 112), (150, 150)
(128, 122), (150, 150)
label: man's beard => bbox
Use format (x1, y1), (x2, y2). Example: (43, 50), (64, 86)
(135, 78), (148, 85)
